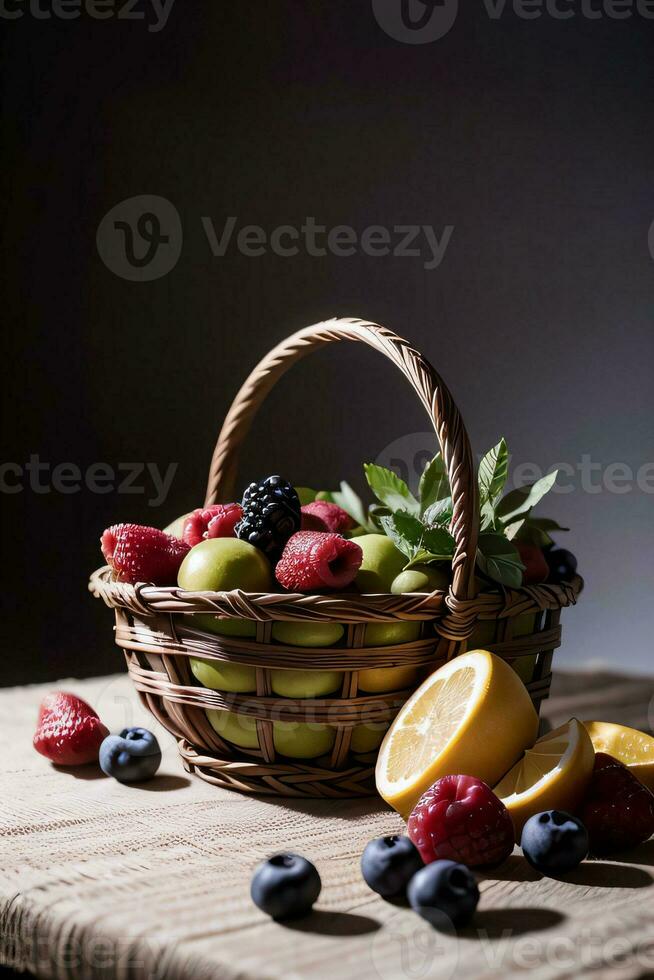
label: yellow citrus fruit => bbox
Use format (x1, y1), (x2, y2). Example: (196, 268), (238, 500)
(494, 718), (595, 835)
(583, 720), (654, 791)
(375, 649), (539, 818)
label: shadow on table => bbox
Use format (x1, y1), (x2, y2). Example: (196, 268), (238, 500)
(260, 795), (390, 824)
(483, 853), (652, 889)
(51, 765), (191, 792)
(459, 907), (564, 939)
(607, 839), (654, 867)
(281, 909), (381, 936)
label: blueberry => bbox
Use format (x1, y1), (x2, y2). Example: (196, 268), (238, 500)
(99, 727), (162, 783)
(407, 860), (479, 928)
(521, 810), (588, 874)
(361, 835), (423, 897)
(250, 853), (321, 920)
(545, 548), (578, 583)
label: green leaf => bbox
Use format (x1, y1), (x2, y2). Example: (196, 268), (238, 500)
(478, 438), (509, 505)
(525, 517), (570, 533)
(405, 550), (450, 570)
(379, 512), (423, 560)
(380, 513), (455, 566)
(330, 481), (371, 530)
(503, 518), (526, 541)
(515, 516), (570, 549)
(496, 471), (559, 525)
(421, 525), (456, 559)
(422, 497), (453, 527)
(479, 499), (497, 532)
(477, 533), (525, 589)
(418, 454), (450, 514)
(364, 464), (420, 515)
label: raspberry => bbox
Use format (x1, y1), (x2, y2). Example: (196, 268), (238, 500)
(407, 775), (515, 868)
(101, 523), (190, 585)
(182, 503), (243, 546)
(579, 753), (654, 855)
(33, 692), (109, 766)
(301, 501), (355, 534)
(275, 531), (363, 592)
(236, 476), (301, 561)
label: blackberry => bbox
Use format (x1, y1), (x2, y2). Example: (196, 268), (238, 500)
(236, 475), (301, 561)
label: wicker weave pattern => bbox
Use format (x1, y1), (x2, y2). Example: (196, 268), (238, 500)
(90, 317), (582, 798)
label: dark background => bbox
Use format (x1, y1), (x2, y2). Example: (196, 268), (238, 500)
(1, 0), (653, 687)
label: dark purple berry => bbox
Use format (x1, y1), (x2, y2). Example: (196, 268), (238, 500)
(250, 853), (321, 920)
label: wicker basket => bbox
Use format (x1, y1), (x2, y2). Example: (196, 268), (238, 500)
(90, 317), (582, 798)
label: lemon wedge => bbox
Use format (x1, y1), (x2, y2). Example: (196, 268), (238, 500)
(583, 720), (654, 791)
(494, 718), (595, 834)
(375, 650), (539, 818)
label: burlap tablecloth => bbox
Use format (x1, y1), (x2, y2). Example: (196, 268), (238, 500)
(1, 671), (653, 980)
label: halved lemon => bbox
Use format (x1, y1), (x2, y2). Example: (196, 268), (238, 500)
(375, 649), (539, 818)
(494, 718), (595, 834)
(583, 720), (654, 791)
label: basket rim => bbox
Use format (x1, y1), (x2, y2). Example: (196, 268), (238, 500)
(88, 564), (583, 627)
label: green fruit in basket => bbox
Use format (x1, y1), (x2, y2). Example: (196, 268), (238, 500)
(190, 656), (256, 693)
(364, 622), (422, 647)
(468, 620), (497, 649)
(163, 512), (191, 539)
(354, 535), (406, 593)
(359, 621), (422, 693)
(358, 665), (419, 694)
(391, 566), (451, 594)
(270, 622), (344, 699)
(178, 538), (272, 637)
(510, 613), (538, 684)
(271, 621), (344, 647)
(351, 723), (389, 754)
(273, 721), (336, 759)
(207, 709), (260, 749)
(271, 670), (342, 699)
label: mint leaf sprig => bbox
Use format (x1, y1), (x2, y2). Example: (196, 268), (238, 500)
(360, 439), (565, 589)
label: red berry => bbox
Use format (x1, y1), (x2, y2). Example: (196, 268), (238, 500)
(407, 775), (515, 868)
(301, 501), (355, 534)
(516, 543), (549, 585)
(101, 523), (190, 585)
(275, 531), (362, 592)
(33, 692), (109, 766)
(579, 752), (654, 855)
(182, 504), (243, 546)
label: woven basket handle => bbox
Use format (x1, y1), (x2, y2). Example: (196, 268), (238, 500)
(204, 317), (479, 602)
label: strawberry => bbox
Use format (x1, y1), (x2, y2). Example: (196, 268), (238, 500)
(275, 531), (362, 592)
(182, 504), (243, 547)
(34, 692), (109, 766)
(579, 752), (654, 855)
(300, 501), (355, 534)
(407, 775), (515, 868)
(101, 523), (190, 585)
